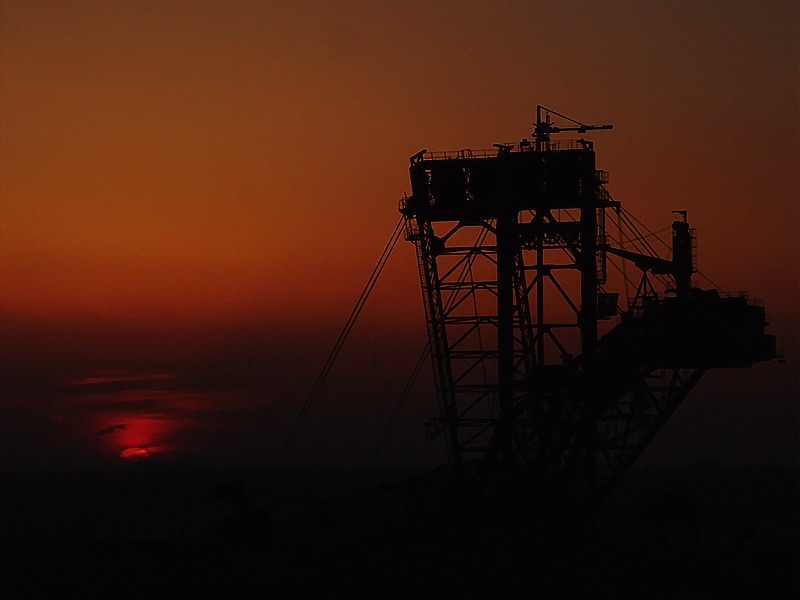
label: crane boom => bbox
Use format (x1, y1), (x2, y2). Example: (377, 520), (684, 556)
(534, 104), (613, 149)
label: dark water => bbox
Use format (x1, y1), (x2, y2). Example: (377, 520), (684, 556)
(2, 464), (798, 598)
(1, 466), (413, 544)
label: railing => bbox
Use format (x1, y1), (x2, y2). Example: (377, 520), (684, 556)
(404, 219), (419, 241)
(719, 290), (751, 301)
(413, 139), (595, 162)
(544, 139), (595, 151)
(422, 148), (499, 161)
(720, 291), (769, 309)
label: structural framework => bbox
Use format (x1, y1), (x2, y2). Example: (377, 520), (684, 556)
(400, 106), (777, 524)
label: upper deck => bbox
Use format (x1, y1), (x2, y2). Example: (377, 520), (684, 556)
(404, 140), (608, 221)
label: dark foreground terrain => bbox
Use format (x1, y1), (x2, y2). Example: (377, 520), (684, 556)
(2, 465), (798, 598)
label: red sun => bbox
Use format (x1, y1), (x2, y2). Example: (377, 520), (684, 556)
(120, 447), (150, 461)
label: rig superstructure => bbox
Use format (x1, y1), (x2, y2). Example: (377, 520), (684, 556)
(399, 106), (777, 524)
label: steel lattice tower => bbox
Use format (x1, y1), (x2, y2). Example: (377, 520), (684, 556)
(400, 107), (777, 524)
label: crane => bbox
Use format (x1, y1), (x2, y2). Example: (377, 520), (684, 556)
(534, 104), (613, 150)
(400, 107), (777, 528)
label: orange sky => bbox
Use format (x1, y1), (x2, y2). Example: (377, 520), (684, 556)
(1, 0), (797, 467)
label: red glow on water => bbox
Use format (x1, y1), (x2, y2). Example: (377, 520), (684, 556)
(113, 415), (172, 452)
(120, 447), (150, 460)
(67, 372), (173, 387)
(86, 387), (187, 461)
(18, 375), (260, 467)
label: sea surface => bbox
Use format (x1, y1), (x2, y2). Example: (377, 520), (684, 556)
(2, 463), (798, 597)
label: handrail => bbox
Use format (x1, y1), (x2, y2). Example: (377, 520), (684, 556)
(413, 139), (595, 162)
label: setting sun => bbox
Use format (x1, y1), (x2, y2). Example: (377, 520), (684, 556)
(120, 447), (150, 461)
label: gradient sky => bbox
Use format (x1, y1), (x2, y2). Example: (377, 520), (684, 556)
(1, 0), (797, 469)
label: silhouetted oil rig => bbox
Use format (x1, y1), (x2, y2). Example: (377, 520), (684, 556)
(397, 106), (778, 527)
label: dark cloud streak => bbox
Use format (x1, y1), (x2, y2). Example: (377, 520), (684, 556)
(96, 424), (126, 436)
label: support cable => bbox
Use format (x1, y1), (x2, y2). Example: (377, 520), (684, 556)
(277, 216), (404, 463)
(368, 225), (491, 466)
(619, 208), (663, 256)
(617, 210), (673, 289)
(696, 271), (724, 291)
(616, 210), (631, 310)
(605, 254), (641, 303)
(368, 343), (431, 468)
(620, 209), (725, 291)
(623, 208), (671, 252)
(560, 204), (675, 299)
(604, 228), (664, 292)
